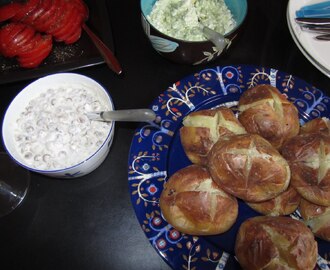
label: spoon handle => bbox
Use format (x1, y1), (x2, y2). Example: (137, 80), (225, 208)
(87, 109), (156, 122)
(315, 34), (330, 40)
(82, 23), (122, 75)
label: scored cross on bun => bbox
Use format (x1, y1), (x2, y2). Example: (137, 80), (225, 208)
(238, 84), (300, 149)
(281, 133), (330, 206)
(159, 164), (238, 235)
(180, 107), (246, 165)
(235, 216), (318, 270)
(207, 133), (290, 202)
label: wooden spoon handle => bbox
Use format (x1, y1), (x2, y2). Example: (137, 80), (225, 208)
(82, 23), (122, 75)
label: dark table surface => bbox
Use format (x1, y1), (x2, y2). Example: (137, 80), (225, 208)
(0, 0), (329, 270)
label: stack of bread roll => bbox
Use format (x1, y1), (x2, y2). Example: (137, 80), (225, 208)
(159, 84), (330, 270)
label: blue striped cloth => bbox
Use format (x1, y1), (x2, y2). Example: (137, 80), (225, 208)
(296, 1), (330, 18)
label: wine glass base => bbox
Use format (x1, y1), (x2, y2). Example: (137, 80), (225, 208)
(0, 152), (30, 218)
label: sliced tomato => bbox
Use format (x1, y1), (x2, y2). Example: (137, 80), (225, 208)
(12, 0), (40, 21)
(18, 33), (51, 58)
(14, 25), (36, 48)
(71, 0), (88, 20)
(18, 34), (52, 68)
(57, 14), (83, 43)
(48, 0), (72, 35)
(33, 0), (59, 33)
(0, 23), (24, 46)
(40, 0), (65, 34)
(16, 33), (43, 54)
(19, 47), (51, 68)
(33, 0), (56, 31)
(22, 0), (52, 26)
(0, 23), (27, 57)
(64, 26), (82, 44)
(0, 2), (21, 22)
(52, 6), (79, 41)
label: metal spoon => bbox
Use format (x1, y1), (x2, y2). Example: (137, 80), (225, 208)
(86, 109), (156, 122)
(200, 23), (228, 52)
(187, 0), (228, 52)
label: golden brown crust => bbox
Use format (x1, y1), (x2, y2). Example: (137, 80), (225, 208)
(238, 84), (300, 149)
(299, 198), (330, 241)
(247, 185), (301, 216)
(235, 216), (318, 270)
(159, 164), (238, 235)
(281, 133), (330, 206)
(207, 133), (290, 202)
(300, 117), (330, 135)
(180, 107), (246, 165)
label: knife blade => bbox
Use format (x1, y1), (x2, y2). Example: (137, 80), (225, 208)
(315, 34), (330, 40)
(295, 17), (330, 26)
(301, 25), (330, 34)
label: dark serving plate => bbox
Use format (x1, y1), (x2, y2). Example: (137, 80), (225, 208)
(0, 0), (114, 85)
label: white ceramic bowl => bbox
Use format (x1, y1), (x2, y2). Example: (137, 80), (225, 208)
(2, 73), (115, 178)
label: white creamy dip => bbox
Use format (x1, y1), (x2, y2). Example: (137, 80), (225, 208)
(13, 86), (112, 170)
(147, 0), (236, 41)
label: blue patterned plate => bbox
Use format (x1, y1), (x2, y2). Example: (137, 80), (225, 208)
(128, 64), (330, 270)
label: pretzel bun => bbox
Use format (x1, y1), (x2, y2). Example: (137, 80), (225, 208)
(281, 133), (330, 206)
(235, 216), (318, 270)
(247, 185), (301, 216)
(180, 107), (246, 165)
(207, 133), (290, 202)
(159, 164), (238, 235)
(299, 198), (330, 242)
(300, 117), (330, 135)
(238, 84), (300, 149)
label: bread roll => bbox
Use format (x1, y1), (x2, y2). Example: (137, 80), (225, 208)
(238, 84), (300, 149)
(180, 107), (246, 165)
(235, 216), (318, 270)
(300, 198), (330, 242)
(281, 133), (330, 206)
(247, 185), (300, 216)
(207, 133), (290, 202)
(159, 164), (238, 235)
(300, 117), (330, 135)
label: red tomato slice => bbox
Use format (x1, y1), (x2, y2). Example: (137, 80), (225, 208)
(40, 0), (65, 35)
(18, 34), (52, 58)
(16, 33), (43, 54)
(14, 25), (36, 48)
(12, 0), (40, 21)
(33, 0), (56, 31)
(18, 35), (52, 68)
(71, 0), (88, 20)
(19, 47), (51, 68)
(0, 23), (26, 57)
(64, 26), (82, 44)
(0, 23), (23, 45)
(52, 6), (79, 41)
(56, 13), (83, 43)
(48, 0), (72, 35)
(22, 0), (52, 26)
(0, 2), (21, 22)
